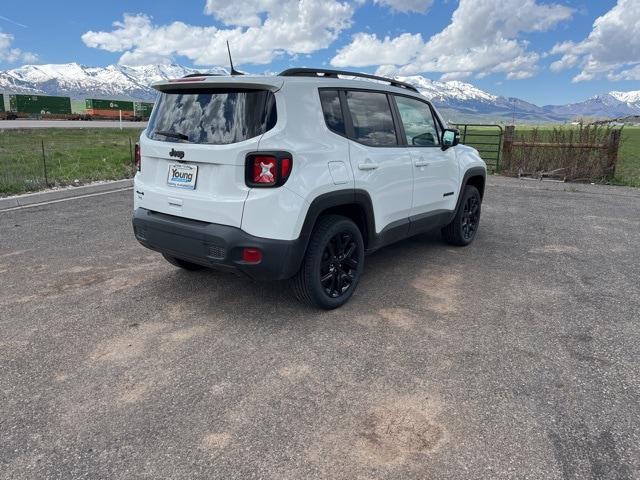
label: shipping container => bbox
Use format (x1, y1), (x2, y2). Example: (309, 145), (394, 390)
(134, 101), (154, 119)
(85, 108), (136, 120)
(85, 98), (134, 112)
(9, 94), (72, 115)
(0, 94), (4, 112)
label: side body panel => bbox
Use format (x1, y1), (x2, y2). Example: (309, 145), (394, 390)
(407, 146), (459, 214)
(347, 141), (413, 233)
(246, 83), (352, 240)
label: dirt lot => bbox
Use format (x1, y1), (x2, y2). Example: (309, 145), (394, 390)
(1, 176), (639, 479)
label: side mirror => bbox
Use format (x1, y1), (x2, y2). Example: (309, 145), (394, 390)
(412, 132), (436, 146)
(441, 128), (460, 150)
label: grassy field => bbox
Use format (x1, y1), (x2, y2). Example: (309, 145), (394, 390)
(0, 125), (638, 197)
(0, 128), (143, 196)
(457, 125), (640, 187)
(615, 127), (640, 186)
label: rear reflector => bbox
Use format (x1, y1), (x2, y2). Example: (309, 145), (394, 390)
(242, 248), (262, 263)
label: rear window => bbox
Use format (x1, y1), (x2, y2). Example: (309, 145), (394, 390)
(344, 91), (397, 146)
(146, 89), (277, 145)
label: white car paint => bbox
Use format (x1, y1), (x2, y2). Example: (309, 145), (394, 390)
(133, 73), (486, 241)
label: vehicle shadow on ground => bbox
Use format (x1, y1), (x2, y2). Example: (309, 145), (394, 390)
(138, 228), (471, 328)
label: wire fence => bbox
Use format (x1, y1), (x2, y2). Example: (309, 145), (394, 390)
(0, 129), (143, 197)
(501, 125), (622, 182)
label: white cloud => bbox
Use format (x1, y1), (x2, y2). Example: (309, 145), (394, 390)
(331, 32), (424, 67)
(332, 0), (573, 80)
(373, 0), (433, 14)
(0, 31), (37, 64)
(549, 0), (640, 82)
(82, 0), (353, 66)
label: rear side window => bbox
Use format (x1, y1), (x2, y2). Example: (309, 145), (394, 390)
(345, 91), (397, 146)
(319, 90), (346, 136)
(146, 89), (276, 145)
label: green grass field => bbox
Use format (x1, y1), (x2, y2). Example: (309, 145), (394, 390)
(0, 128), (143, 196)
(0, 125), (638, 197)
(614, 127), (640, 186)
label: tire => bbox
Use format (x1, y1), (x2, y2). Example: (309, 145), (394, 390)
(162, 253), (205, 271)
(291, 215), (365, 309)
(441, 185), (481, 246)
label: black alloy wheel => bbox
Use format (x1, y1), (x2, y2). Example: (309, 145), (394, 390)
(441, 184), (481, 246)
(291, 215), (364, 309)
(461, 194), (480, 241)
(320, 231), (359, 298)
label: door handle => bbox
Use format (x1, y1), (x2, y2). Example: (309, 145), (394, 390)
(358, 163), (379, 170)
(414, 160), (430, 167)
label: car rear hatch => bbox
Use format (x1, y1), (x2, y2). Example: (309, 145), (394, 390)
(135, 76), (283, 227)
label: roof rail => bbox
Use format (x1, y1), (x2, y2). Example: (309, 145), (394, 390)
(181, 73), (225, 78)
(279, 68), (419, 93)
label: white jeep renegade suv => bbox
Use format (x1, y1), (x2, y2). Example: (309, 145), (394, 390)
(132, 68), (486, 309)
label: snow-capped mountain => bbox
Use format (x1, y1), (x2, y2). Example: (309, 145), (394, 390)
(610, 90), (640, 104)
(0, 63), (228, 100)
(398, 75), (640, 121)
(398, 75), (549, 120)
(1, 63), (639, 121)
(542, 91), (640, 119)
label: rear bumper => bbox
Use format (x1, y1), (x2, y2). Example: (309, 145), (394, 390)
(132, 208), (305, 281)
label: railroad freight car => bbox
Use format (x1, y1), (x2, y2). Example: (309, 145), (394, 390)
(85, 98), (135, 120)
(134, 101), (154, 120)
(9, 94), (72, 115)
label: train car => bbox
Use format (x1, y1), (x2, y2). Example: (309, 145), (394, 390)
(134, 101), (154, 120)
(9, 94), (72, 115)
(85, 98), (135, 119)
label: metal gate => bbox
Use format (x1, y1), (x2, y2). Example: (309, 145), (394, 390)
(452, 124), (503, 172)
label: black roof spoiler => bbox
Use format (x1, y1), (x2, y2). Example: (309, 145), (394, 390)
(279, 68), (419, 93)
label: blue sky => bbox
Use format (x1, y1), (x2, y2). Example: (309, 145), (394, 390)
(1, 0), (638, 105)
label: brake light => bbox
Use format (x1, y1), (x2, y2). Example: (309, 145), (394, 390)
(252, 156), (277, 185)
(168, 77), (207, 82)
(245, 152), (293, 187)
(134, 143), (141, 171)
(280, 157), (292, 179)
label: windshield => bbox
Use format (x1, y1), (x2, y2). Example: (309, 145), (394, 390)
(146, 88), (277, 145)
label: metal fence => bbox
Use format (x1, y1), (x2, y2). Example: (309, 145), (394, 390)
(0, 129), (142, 197)
(452, 124), (504, 172)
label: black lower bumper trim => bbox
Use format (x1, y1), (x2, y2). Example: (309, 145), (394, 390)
(132, 208), (305, 281)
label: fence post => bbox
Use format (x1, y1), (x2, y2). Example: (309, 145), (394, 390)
(495, 126), (504, 172)
(502, 125), (515, 171)
(607, 129), (622, 177)
(41, 139), (49, 187)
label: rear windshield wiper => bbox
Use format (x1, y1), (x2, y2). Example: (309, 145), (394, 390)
(154, 130), (189, 141)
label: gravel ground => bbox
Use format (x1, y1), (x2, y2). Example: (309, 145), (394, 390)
(1, 176), (638, 479)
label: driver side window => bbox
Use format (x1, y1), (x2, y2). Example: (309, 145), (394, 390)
(394, 96), (440, 147)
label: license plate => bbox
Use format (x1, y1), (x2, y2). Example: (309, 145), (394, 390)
(167, 164), (198, 190)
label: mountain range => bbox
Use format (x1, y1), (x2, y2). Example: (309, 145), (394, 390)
(1, 62), (639, 122)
